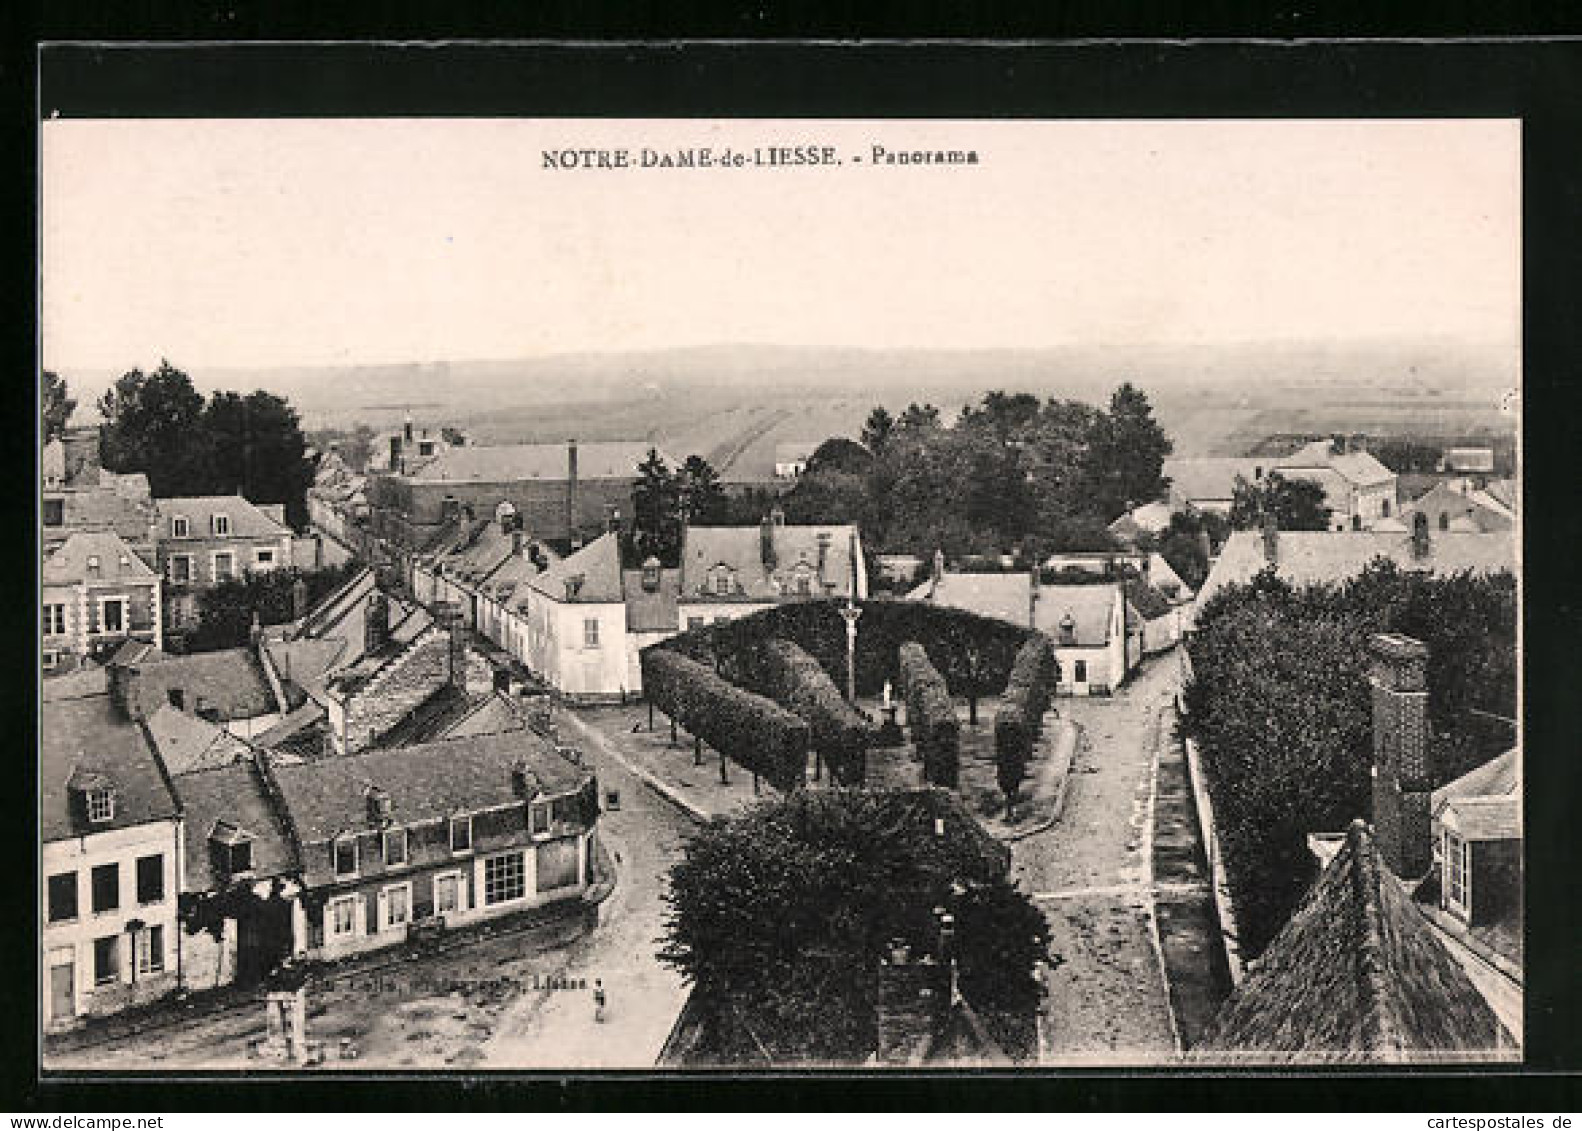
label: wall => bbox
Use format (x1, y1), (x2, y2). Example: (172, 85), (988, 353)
(332, 628), (458, 756)
(180, 917), (239, 994)
(1472, 838), (1521, 930)
(1141, 611), (1181, 655)
(41, 819), (183, 1029)
(677, 601), (775, 634)
(159, 533), (294, 588)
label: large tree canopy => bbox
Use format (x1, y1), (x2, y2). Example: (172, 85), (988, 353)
(42, 370), (76, 442)
(661, 788), (1049, 1063)
(1228, 470), (1333, 532)
(97, 361), (316, 526)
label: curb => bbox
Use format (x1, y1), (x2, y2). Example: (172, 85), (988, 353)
(997, 716), (1081, 844)
(559, 711), (711, 825)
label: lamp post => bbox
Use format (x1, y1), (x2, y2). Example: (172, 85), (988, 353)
(839, 600), (861, 704)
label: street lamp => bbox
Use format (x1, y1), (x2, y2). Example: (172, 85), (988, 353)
(839, 600), (862, 704)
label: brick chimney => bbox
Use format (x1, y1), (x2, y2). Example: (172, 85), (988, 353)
(365, 591), (390, 655)
(566, 440), (580, 546)
(875, 941), (949, 1065)
(760, 515), (777, 571)
(108, 661), (145, 722)
(1411, 511), (1431, 560)
(1369, 632), (1433, 878)
(816, 531), (831, 584)
(1260, 513), (1279, 564)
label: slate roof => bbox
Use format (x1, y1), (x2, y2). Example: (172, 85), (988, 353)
(680, 523), (862, 602)
(42, 529), (158, 587)
(1163, 458), (1270, 505)
(1433, 748), (1520, 842)
(437, 692), (529, 740)
(1280, 441), (1397, 487)
(1123, 578), (1175, 621)
(155, 494), (292, 539)
(144, 702), (254, 776)
(41, 694), (181, 843)
(265, 637), (349, 703)
(1195, 821), (1506, 1061)
(268, 729), (589, 844)
(125, 648), (281, 723)
(175, 760), (300, 892)
(429, 520), (517, 584)
(50, 489), (159, 546)
(1033, 584), (1121, 648)
(408, 441), (666, 484)
(1194, 530), (1517, 617)
(528, 532), (626, 603)
(909, 572), (1032, 629)
(1402, 482), (1513, 534)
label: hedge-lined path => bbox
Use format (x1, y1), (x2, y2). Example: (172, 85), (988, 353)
(1013, 656), (1184, 1064)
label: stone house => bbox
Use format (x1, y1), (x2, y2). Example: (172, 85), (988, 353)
(267, 730), (599, 961)
(41, 428), (160, 560)
(42, 693), (183, 1031)
(1272, 439), (1399, 531)
(42, 529), (163, 676)
(676, 513), (867, 631)
(154, 495), (294, 639)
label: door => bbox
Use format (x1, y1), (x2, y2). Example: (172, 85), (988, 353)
(49, 958), (75, 1024)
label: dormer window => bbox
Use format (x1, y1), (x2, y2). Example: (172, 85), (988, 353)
(530, 800), (551, 836)
(87, 787), (115, 824)
(450, 815), (473, 854)
(796, 574), (812, 596)
(333, 835), (359, 878)
(212, 514), (230, 536)
(711, 567), (734, 596)
(383, 828), (408, 867)
(1057, 613), (1077, 648)
(641, 557), (661, 592)
(210, 821), (255, 879)
(172, 516), (190, 538)
(86, 555), (101, 577)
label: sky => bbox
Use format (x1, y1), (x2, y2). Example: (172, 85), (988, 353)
(41, 117), (1520, 375)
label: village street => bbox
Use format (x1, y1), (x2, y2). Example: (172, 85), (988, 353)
(1012, 655), (1185, 1063)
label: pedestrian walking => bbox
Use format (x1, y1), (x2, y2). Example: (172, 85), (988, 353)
(593, 978), (607, 1023)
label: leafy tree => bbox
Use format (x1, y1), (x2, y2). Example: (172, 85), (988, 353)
(98, 361), (207, 496)
(1087, 383), (1174, 520)
(860, 406), (895, 455)
(1229, 471), (1332, 532)
(199, 390), (315, 527)
(804, 437), (873, 477)
(339, 423), (378, 473)
(660, 789), (1049, 1062)
(1148, 509), (1230, 591)
(959, 390), (1042, 439)
(678, 454), (729, 526)
(896, 402), (942, 432)
(182, 562), (360, 653)
(1371, 437), (1443, 475)
(632, 447), (682, 564)
(42, 370), (76, 442)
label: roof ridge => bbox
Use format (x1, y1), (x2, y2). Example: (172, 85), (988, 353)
(1346, 820), (1402, 1056)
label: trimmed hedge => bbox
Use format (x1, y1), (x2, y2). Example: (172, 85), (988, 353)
(898, 641), (959, 789)
(641, 649), (810, 792)
(658, 598), (1034, 701)
(994, 635), (1058, 805)
(755, 639), (874, 786)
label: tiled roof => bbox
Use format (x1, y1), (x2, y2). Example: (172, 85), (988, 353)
(175, 760), (299, 892)
(1164, 458), (1270, 504)
(680, 523), (862, 602)
(1433, 748), (1520, 842)
(265, 637), (349, 703)
(42, 529), (158, 587)
(1280, 441), (1397, 488)
(1033, 584), (1121, 648)
(528, 532), (625, 603)
(144, 703), (254, 776)
(908, 572), (1032, 629)
(268, 729), (589, 844)
(1195, 821), (1505, 1061)
(53, 487), (158, 544)
(125, 648), (280, 722)
(622, 567), (683, 632)
(437, 692), (529, 740)
(408, 441), (667, 484)
(155, 495), (292, 539)
(1195, 530), (1517, 617)
(1402, 482), (1513, 534)
(41, 694), (181, 842)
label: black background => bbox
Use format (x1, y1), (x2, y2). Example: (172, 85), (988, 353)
(10, 20), (1582, 1114)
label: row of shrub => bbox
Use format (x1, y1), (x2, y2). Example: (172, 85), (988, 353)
(897, 641), (959, 788)
(754, 640), (875, 786)
(993, 635), (1059, 806)
(641, 649), (810, 792)
(660, 599), (1034, 708)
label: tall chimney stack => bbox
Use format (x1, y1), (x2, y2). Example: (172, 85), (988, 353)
(1369, 632), (1433, 878)
(292, 576), (310, 621)
(566, 440), (580, 546)
(760, 515), (777, 571)
(365, 591), (390, 655)
(1411, 511), (1432, 560)
(1260, 513), (1279, 564)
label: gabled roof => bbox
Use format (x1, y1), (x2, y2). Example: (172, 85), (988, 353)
(1033, 583), (1121, 648)
(42, 529), (158, 587)
(155, 494), (292, 538)
(268, 728), (589, 845)
(1194, 530), (1516, 616)
(124, 648), (281, 723)
(1280, 441), (1396, 487)
(41, 694), (181, 842)
(622, 566), (683, 632)
(1479, 479), (1518, 515)
(265, 637), (349, 703)
(429, 520), (517, 584)
(680, 523), (862, 602)
(144, 702), (254, 776)
(175, 760), (299, 892)
(436, 692), (529, 740)
(49, 486), (158, 546)
(1433, 748), (1520, 842)
(909, 572), (1032, 629)
(1402, 482), (1513, 534)
(528, 532), (626, 604)
(1163, 458), (1270, 504)
(1196, 821), (1505, 1061)
(408, 441), (667, 484)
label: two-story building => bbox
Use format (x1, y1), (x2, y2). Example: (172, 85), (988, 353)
(677, 512), (867, 631)
(42, 530), (163, 675)
(268, 729), (599, 961)
(41, 428), (160, 561)
(154, 495), (295, 639)
(42, 693), (183, 1030)
(1273, 439), (1400, 531)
